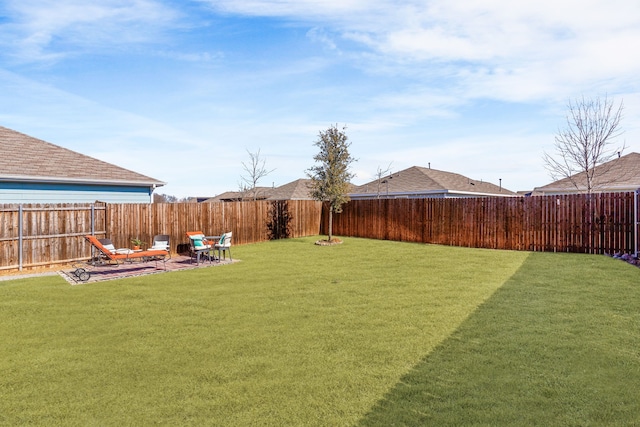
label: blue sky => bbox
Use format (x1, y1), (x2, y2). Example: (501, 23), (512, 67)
(1, 0), (638, 198)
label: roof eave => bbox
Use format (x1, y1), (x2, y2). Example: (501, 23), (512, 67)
(0, 175), (166, 187)
(350, 189), (518, 198)
(533, 184), (640, 194)
(446, 190), (519, 197)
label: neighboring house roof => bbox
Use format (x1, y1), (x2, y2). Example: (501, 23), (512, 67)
(351, 166), (517, 198)
(0, 126), (165, 187)
(206, 187), (275, 202)
(267, 179), (314, 200)
(206, 179), (321, 202)
(206, 191), (242, 202)
(184, 197), (214, 203)
(533, 152), (640, 195)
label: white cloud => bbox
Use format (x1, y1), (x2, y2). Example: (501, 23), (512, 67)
(4, 0), (639, 104)
(197, 0), (373, 18)
(0, 0), (177, 62)
(306, 27), (339, 51)
(201, 0), (640, 104)
(153, 50), (225, 63)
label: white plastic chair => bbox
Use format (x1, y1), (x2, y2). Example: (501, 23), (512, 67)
(214, 232), (232, 261)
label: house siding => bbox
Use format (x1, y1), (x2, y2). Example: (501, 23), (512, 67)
(0, 182), (152, 203)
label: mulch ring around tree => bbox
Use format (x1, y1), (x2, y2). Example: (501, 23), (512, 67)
(58, 255), (238, 285)
(315, 238), (343, 246)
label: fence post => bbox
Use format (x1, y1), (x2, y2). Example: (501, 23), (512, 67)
(635, 189), (639, 257)
(18, 205), (23, 271)
(91, 204), (95, 261)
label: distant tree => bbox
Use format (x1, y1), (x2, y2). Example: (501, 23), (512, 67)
(240, 148), (275, 201)
(153, 193), (179, 203)
(306, 124), (356, 242)
(543, 95), (625, 194)
(153, 193), (194, 203)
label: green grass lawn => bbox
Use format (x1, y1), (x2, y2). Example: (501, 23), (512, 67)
(1, 237), (639, 425)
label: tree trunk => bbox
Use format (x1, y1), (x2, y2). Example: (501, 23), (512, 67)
(328, 208), (333, 241)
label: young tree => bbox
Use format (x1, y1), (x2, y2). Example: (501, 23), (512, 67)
(306, 124), (356, 242)
(374, 162), (393, 199)
(240, 148), (275, 201)
(543, 95), (625, 194)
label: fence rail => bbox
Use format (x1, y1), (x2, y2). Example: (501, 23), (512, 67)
(324, 192), (639, 254)
(0, 200), (322, 272)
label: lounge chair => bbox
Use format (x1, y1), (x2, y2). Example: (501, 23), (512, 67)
(98, 238), (135, 254)
(185, 231), (215, 264)
(84, 235), (169, 269)
(214, 232), (232, 261)
(95, 238), (135, 264)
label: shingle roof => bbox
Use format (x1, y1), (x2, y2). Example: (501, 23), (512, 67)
(267, 179), (314, 200)
(352, 166), (516, 196)
(206, 187), (274, 202)
(533, 152), (640, 194)
(205, 191), (241, 202)
(0, 126), (165, 186)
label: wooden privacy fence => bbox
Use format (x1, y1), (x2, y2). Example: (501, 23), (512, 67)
(324, 192), (639, 254)
(2, 193), (638, 272)
(0, 200), (322, 272)
(0, 203), (107, 271)
(106, 200), (322, 254)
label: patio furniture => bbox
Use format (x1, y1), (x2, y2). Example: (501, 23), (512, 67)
(95, 238), (134, 264)
(185, 231), (215, 264)
(214, 232), (232, 261)
(98, 238), (135, 254)
(150, 234), (171, 258)
(84, 235), (169, 269)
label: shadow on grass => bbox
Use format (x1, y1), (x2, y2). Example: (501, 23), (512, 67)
(358, 252), (640, 426)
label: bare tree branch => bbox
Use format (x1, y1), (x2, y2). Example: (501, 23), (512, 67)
(240, 148), (275, 201)
(543, 95), (625, 193)
(374, 162), (393, 199)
